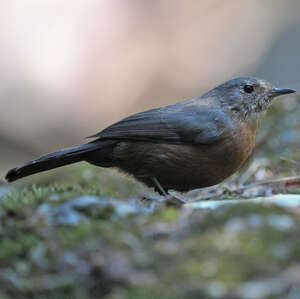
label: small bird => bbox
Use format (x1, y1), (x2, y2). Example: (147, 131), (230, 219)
(5, 77), (296, 195)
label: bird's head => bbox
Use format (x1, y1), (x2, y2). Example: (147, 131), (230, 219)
(209, 77), (296, 119)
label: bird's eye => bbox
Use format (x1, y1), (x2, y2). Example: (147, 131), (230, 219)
(243, 85), (254, 93)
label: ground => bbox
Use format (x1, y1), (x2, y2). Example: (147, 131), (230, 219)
(1, 153), (300, 299)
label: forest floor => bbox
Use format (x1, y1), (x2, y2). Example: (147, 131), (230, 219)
(1, 155), (300, 299)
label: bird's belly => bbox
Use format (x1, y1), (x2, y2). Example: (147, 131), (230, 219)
(114, 132), (256, 191)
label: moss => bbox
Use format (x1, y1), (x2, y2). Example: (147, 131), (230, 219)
(150, 207), (179, 223)
(0, 235), (40, 265)
(107, 287), (182, 299)
(1, 164), (300, 298)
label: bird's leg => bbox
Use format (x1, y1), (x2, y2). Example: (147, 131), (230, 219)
(152, 177), (169, 196)
(152, 177), (185, 206)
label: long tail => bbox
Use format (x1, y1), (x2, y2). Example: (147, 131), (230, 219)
(5, 141), (105, 182)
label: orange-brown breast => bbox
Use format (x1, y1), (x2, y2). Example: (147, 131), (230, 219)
(114, 118), (259, 191)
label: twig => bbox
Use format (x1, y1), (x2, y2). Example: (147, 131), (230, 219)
(233, 175), (300, 192)
(280, 156), (300, 167)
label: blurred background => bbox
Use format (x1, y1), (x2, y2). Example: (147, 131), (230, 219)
(1, 0), (300, 176)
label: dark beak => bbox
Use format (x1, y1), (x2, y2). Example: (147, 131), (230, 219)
(271, 88), (296, 97)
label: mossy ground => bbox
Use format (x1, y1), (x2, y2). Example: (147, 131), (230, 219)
(1, 163), (300, 299)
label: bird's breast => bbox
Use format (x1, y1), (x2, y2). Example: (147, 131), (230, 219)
(114, 120), (259, 190)
(211, 121), (257, 177)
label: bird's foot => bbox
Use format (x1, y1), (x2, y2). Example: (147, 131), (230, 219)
(164, 194), (186, 207)
(152, 177), (186, 207)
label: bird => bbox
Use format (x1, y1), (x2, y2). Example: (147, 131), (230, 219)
(5, 77), (296, 195)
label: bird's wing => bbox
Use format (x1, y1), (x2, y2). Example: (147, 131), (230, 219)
(89, 101), (233, 145)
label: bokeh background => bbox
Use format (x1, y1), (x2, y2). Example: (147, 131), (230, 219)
(1, 0), (300, 176)
(2, 3), (300, 298)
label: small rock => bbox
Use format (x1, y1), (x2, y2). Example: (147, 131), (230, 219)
(52, 196), (113, 226)
(52, 207), (87, 226)
(66, 195), (110, 211)
(184, 194), (300, 210)
(266, 214), (294, 231)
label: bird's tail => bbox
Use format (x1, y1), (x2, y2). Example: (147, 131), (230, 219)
(5, 141), (103, 182)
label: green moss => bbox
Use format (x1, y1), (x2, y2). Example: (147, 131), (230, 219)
(151, 207), (179, 223)
(0, 235), (40, 264)
(108, 287), (182, 299)
(1, 164), (300, 298)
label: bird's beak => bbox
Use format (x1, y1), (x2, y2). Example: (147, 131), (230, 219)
(271, 88), (296, 97)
